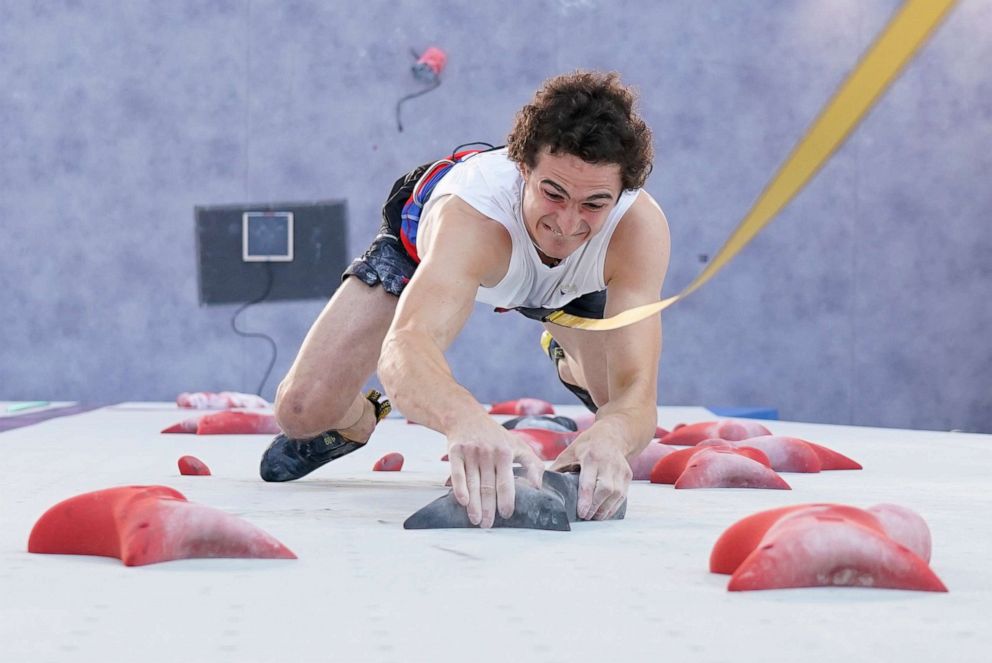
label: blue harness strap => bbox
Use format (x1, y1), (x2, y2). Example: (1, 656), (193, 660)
(399, 150), (481, 263)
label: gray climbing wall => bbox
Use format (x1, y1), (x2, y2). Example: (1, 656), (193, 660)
(2, 0), (989, 432)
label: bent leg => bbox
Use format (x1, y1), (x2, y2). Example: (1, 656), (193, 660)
(542, 323), (610, 411)
(275, 277), (398, 440)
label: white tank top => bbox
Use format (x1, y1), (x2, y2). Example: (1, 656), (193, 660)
(419, 148), (641, 310)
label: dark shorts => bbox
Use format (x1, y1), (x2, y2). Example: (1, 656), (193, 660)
(343, 163), (607, 321)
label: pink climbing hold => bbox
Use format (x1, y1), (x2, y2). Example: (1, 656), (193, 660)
(440, 453), (449, 461)
(674, 448), (790, 490)
(710, 503), (945, 592)
(724, 436), (823, 473)
(650, 443), (770, 485)
(373, 452), (404, 471)
(726, 508), (945, 592)
(866, 503), (932, 562)
(629, 441), (676, 481)
(178, 455), (211, 476)
(660, 420), (772, 446)
(489, 398), (555, 416)
(177, 391), (269, 409)
(28, 486), (296, 566)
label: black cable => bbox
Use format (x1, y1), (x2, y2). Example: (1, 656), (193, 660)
(447, 141), (497, 159)
(230, 262), (278, 397)
(395, 78), (441, 132)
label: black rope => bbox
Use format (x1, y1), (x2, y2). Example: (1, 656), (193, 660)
(395, 78), (441, 133)
(230, 262), (278, 397)
(447, 141), (497, 159)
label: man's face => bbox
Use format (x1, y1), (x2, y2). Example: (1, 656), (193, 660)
(519, 148), (623, 262)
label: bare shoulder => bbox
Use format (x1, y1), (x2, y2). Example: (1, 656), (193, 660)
(417, 195), (512, 287)
(605, 190), (671, 287)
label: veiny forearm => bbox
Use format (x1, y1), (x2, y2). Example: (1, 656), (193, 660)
(378, 330), (491, 436)
(586, 381), (658, 458)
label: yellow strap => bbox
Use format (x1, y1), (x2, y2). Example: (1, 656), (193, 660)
(548, 0), (957, 332)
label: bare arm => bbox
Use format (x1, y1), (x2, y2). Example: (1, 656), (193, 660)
(378, 196), (544, 527)
(551, 192), (671, 518)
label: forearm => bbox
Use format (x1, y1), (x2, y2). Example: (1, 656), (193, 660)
(586, 382), (658, 458)
(378, 329), (492, 437)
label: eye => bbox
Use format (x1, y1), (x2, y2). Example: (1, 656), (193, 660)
(584, 203), (606, 211)
(542, 188), (564, 201)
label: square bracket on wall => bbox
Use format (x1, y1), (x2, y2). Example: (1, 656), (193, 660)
(195, 200), (348, 305)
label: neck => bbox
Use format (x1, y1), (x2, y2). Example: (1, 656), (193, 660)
(534, 243), (561, 267)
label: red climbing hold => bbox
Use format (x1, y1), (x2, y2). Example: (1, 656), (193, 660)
(723, 436), (823, 473)
(489, 398), (555, 416)
(161, 416), (199, 434)
(674, 448), (790, 490)
(710, 503), (945, 592)
(805, 441), (863, 470)
(660, 420), (772, 446)
(197, 411), (280, 435)
(162, 411), (280, 435)
(508, 428), (576, 461)
(28, 486), (296, 566)
(373, 452), (405, 471)
(649, 443), (771, 485)
(178, 455), (211, 476)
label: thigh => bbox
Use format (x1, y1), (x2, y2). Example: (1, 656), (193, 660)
(283, 277), (398, 396)
(542, 322), (611, 408)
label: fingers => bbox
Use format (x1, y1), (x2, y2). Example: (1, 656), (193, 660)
(495, 446), (516, 520)
(464, 458), (482, 526)
(524, 455), (545, 491)
(449, 452), (469, 507)
(593, 491), (626, 521)
(578, 468), (630, 521)
(512, 440), (546, 489)
(577, 467), (598, 520)
(479, 459), (498, 529)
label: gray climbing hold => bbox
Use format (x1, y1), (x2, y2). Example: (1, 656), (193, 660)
(501, 415), (578, 433)
(403, 469), (626, 530)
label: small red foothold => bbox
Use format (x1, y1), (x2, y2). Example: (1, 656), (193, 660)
(178, 455), (211, 476)
(373, 452), (404, 472)
(440, 454), (449, 461)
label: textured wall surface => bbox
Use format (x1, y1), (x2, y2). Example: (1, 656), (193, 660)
(1, 0), (989, 432)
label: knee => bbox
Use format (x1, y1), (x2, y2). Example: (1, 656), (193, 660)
(274, 378), (352, 439)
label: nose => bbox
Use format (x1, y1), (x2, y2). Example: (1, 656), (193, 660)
(557, 203), (584, 236)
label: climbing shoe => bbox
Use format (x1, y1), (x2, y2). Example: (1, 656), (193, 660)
(259, 389), (391, 482)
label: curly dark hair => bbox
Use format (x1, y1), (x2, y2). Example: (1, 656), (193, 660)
(507, 71), (654, 191)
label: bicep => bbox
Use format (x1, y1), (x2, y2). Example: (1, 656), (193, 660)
(386, 199), (501, 353)
(388, 256), (477, 354)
